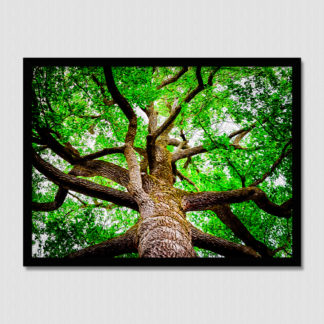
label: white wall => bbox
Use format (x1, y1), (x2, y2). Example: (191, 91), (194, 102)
(1, 1), (323, 323)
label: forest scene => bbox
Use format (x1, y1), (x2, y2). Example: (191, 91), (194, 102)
(27, 60), (298, 262)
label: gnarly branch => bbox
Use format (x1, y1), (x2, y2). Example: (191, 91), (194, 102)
(157, 67), (188, 90)
(67, 225), (138, 258)
(250, 140), (292, 187)
(183, 66), (204, 103)
(182, 186), (292, 218)
(253, 195), (293, 218)
(146, 102), (158, 134)
(187, 116), (244, 166)
(183, 187), (256, 211)
(70, 160), (130, 187)
(210, 205), (273, 257)
(103, 66), (136, 136)
(32, 150), (138, 210)
(103, 66), (138, 182)
(36, 127), (80, 164)
(147, 67), (216, 172)
(36, 128), (126, 166)
(172, 145), (207, 162)
(70, 152), (153, 191)
(36, 125), (144, 170)
(103, 66), (146, 199)
(153, 67), (204, 140)
(171, 115), (262, 164)
(137, 149), (149, 173)
(190, 225), (260, 258)
(152, 102), (181, 140)
(171, 136), (259, 164)
(32, 187), (68, 211)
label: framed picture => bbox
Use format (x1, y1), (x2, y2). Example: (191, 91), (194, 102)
(24, 58), (301, 266)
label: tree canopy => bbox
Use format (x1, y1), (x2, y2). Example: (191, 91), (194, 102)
(29, 62), (295, 260)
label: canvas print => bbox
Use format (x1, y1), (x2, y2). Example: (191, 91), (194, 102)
(24, 58), (301, 266)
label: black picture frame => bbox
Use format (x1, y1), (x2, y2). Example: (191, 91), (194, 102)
(24, 58), (301, 267)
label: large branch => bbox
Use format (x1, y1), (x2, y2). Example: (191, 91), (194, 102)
(210, 205), (273, 257)
(102, 67), (135, 121)
(36, 125), (144, 173)
(183, 66), (204, 103)
(157, 67), (188, 89)
(70, 160), (130, 187)
(190, 225), (260, 258)
(67, 225), (138, 258)
(36, 127), (80, 164)
(32, 187), (68, 211)
(182, 187), (292, 218)
(70, 152), (153, 193)
(149, 67), (221, 171)
(172, 145), (207, 162)
(172, 124), (260, 163)
(103, 66), (145, 199)
(103, 65), (137, 144)
(36, 128), (129, 168)
(32, 150), (138, 210)
(153, 67), (204, 140)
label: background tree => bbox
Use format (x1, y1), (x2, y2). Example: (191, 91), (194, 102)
(30, 63), (294, 259)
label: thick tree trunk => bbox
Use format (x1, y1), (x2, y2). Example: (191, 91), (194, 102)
(136, 190), (197, 258)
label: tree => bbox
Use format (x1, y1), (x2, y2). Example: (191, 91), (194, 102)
(28, 60), (296, 261)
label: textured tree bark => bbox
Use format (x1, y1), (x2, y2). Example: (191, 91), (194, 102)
(136, 189), (197, 258)
(182, 187), (292, 218)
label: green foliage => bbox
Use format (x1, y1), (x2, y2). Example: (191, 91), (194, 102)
(32, 197), (139, 258)
(32, 65), (293, 258)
